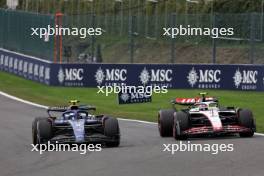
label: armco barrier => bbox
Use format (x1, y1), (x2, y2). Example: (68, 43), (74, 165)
(1, 48), (264, 91)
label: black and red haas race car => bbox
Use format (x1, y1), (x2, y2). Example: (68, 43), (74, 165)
(158, 93), (256, 140)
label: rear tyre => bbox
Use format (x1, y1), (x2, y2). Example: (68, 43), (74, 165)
(173, 111), (189, 140)
(104, 117), (120, 147)
(158, 109), (175, 137)
(238, 109), (255, 137)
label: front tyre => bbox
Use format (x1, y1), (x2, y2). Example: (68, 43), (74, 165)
(32, 117), (52, 145)
(104, 117), (120, 147)
(238, 109), (255, 137)
(158, 109), (175, 137)
(173, 111), (189, 140)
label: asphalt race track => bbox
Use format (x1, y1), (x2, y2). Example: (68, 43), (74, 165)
(0, 94), (264, 176)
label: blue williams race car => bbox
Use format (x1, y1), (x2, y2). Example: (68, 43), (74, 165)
(32, 100), (120, 147)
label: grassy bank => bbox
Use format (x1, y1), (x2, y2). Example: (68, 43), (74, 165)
(0, 71), (263, 132)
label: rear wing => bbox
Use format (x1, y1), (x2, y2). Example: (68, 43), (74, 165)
(79, 105), (96, 111)
(47, 106), (67, 112)
(47, 107), (67, 116)
(47, 105), (96, 116)
(172, 97), (217, 105)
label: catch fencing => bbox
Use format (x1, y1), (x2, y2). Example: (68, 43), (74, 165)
(0, 9), (264, 64)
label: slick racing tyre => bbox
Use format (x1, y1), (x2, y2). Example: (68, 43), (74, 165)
(173, 111), (189, 140)
(158, 109), (175, 137)
(32, 117), (52, 145)
(104, 117), (120, 147)
(238, 109), (255, 137)
(32, 117), (48, 145)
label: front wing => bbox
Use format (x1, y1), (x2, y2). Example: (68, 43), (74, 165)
(48, 133), (119, 144)
(182, 125), (254, 136)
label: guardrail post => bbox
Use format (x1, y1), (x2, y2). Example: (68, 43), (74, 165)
(171, 13), (176, 63)
(129, 15), (136, 63)
(54, 12), (63, 63)
(212, 13), (216, 64)
(249, 12), (256, 64)
(91, 14), (96, 60)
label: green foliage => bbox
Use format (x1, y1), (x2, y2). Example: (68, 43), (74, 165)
(213, 0), (262, 13)
(1, 0), (263, 14)
(0, 0), (6, 8)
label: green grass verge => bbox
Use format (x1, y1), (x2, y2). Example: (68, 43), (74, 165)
(0, 71), (263, 132)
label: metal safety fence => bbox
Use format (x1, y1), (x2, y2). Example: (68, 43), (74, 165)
(0, 9), (263, 64)
(0, 9), (54, 60)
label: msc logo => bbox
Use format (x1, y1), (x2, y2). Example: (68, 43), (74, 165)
(18, 60), (23, 72)
(34, 64), (39, 77)
(139, 67), (172, 85)
(233, 69), (258, 88)
(120, 93), (130, 102)
(95, 67), (127, 85)
(45, 67), (50, 80)
(28, 63), (33, 75)
(14, 59), (18, 70)
(58, 67), (84, 84)
(39, 65), (44, 78)
(23, 61), (28, 73)
(4, 56), (9, 67)
(9, 57), (13, 68)
(0, 54), (4, 66)
(187, 67), (221, 87)
(131, 92), (150, 99)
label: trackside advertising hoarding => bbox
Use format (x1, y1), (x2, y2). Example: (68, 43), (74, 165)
(1, 48), (264, 91)
(0, 48), (51, 85)
(118, 87), (152, 105)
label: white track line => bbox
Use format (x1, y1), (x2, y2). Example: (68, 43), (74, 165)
(0, 91), (264, 136)
(117, 118), (157, 125)
(256, 133), (264, 136)
(0, 91), (48, 109)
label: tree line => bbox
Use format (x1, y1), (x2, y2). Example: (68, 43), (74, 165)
(0, 0), (263, 15)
